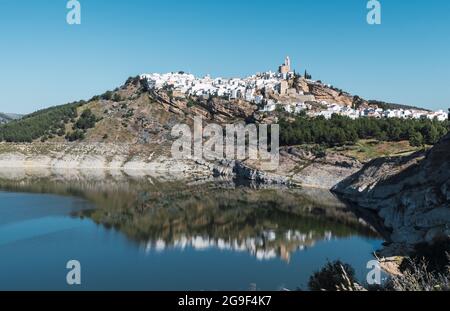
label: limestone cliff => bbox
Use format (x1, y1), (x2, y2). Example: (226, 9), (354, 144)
(306, 81), (354, 107)
(333, 133), (450, 252)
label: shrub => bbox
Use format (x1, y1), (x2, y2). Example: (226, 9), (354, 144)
(65, 130), (85, 142)
(409, 132), (424, 147)
(101, 91), (113, 101)
(387, 256), (450, 291)
(307, 251), (450, 291)
(125, 76), (140, 86)
(75, 109), (97, 130)
(187, 99), (196, 108)
(400, 238), (450, 274)
(308, 260), (357, 291)
(113, 93), (122, 102)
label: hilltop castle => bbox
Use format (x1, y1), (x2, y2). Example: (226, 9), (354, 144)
(278, 56), (291, 75)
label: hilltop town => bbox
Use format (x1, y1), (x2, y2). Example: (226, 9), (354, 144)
(140, 57), (448, 122)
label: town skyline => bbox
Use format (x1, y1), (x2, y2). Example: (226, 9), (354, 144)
(140, 56), (448, 122)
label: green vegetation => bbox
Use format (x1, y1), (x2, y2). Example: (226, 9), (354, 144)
(303, 70), (312, 80)
(65, 108), (99, 142)
(65, 130), (85, 142)
(409, 132), (425, 147)
(280, 114), (448, 148)
(352, 96), (366, 110)
(0, 101), (84, 143)
(307, 240), (450, 291)
(100, 91), (113, 101)
(0, 100), (101, 143)
(336, 139), (420, 162)
(74, 109), (97, 130)
(113, 93), (123, 102)
(187, 98), (196, 108)
(123, 108), (134, 119)
(89, 90), (123, 102)
(125, 76), (141, 87)
(368, 100), (430, 112)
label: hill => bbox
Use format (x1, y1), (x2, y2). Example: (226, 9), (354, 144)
(0, 74), (446, 146)
(0, 76), (256, 145)
(0, 73), (447, 189)
(333, 132), (450, 254)
(0, 113), (22, 125)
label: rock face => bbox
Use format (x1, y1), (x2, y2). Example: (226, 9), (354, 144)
(305, 81), (354, 107)
(0, 143), (212, 179)
(196, 97), (257, 123)
(269, 147), (362, 189)
(233, 161), (292, 185)
(333, 133), (450, 252)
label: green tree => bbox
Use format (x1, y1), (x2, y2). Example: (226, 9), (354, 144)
(75, 109), (97, 130)
(65, 130), (85, 142)
(424, 125), (440, 145)
(409, 132), (424, 147)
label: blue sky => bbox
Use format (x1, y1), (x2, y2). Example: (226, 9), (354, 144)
(0, 0), (449, 114)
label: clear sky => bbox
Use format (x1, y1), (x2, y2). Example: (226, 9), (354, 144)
(0, 0), (449, 114)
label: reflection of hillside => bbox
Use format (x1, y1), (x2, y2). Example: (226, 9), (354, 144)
(0, 171), (379, 261)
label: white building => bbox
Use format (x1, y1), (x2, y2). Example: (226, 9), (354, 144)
(140, 71), (447, 122)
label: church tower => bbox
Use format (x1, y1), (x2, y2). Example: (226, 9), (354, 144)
(285, 56), (291, 71)
(279, 56), (291, 75)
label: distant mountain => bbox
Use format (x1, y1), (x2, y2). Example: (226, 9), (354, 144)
(0, 113), (22, 125)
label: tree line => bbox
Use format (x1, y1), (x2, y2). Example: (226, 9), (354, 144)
(0, 102), (83, 143)
(279, 114), (449, 148)
(0, 102), (100, 143)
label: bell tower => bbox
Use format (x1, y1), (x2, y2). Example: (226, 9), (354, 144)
(285, 56), (291, 71)
(279, 56), (292, 75)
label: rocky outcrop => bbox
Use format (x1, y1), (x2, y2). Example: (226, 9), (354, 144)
(197, 97), (257, 122)
(233, 161), (293, 186)
(266, 147), (363, 189)
(290, 154), (362, 189)
(0, 142), (362, 188)
(149, 90), (256, 124)
(333, 133), (450, 253)
(306, 81), (354, 107)
(0, 142), (212, 179)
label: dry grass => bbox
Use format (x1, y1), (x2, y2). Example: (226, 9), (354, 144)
(332, 139), (424, 162)
(309, 254), (450, 291)
(388, 257), (450, 291)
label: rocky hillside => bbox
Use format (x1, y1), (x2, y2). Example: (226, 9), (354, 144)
(333, 133), (450, 253)
(0, 76), (258, 143)
(298, 80), (354, 107)
(0, 75), (443, 189)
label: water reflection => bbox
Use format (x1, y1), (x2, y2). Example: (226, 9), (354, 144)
(0, 169), (379, 263)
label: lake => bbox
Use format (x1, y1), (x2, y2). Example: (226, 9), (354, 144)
(0, 170), (383, 290)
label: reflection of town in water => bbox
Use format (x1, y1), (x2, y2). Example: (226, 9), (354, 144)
(0, 170), (379, 263)
(141, 230), (336, 263)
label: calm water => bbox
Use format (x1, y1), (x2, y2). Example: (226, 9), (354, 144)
(0, 173), (383, 290)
